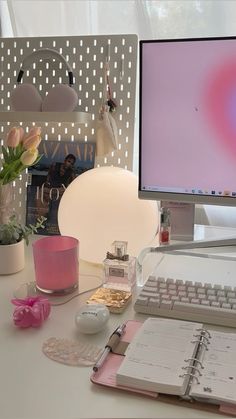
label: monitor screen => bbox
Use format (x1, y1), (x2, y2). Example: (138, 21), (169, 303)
(139, 37), (236, 207)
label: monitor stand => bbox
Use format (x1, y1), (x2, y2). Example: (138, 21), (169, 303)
(161, 200), (195, 241)
(137, 232), (236, 287)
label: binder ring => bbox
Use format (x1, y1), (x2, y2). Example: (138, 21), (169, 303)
(193, 334), (210, 344)
(184, 358), (204, 369)
(196, 328), (211, 339)
(191, 340), (209, 350)
(179, 373), (200, 384)
(182, 365), (202, 376)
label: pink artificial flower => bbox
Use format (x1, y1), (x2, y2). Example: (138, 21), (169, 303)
(22, 134), (41, 150)
(11, 296), (51, 328)
(27, 126), (41, 137)
(6, 126), (24, 148)
(20, 148), (38, 166)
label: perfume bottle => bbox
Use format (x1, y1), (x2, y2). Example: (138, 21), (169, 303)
(159, 207), (171, 245)
(103, 241), (136, 292)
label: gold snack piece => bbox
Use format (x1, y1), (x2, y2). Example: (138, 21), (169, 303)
(87, 288), (132, 313)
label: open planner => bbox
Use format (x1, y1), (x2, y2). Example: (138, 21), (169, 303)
(91, 318), (236, 416)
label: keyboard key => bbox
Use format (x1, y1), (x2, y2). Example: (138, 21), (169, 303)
(217, 290), (225, 297)
(185, 281), (193, 286)
(211, 301), (220, 307)
(181, 297), (189, 303)
(191, 298), (200, 304)
(218, 297), (227, 303)
(208, 295), (217, 302)
(224, 286), (232, 291)
(149, 298), (160, 307)
(222, 303), (231, 309)
(136, 296), (148, 304)
(188, 292), (197, 299)
(197, 288), (206, 294)
(169, 289), (177, 296)
(187, 287), (196, 293)
(171, 295), (180, 302)
(207, 289), (216, 296)
(201, 300), (210, 306)
(166, 278), (174, 284)
(160, 300), (173, 309)
(176, 279), (183, 285)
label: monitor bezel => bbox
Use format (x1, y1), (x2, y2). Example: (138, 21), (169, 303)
(138, 36), (236, 207)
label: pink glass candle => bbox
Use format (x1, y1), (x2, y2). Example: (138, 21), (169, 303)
(33, 236), (79, 294)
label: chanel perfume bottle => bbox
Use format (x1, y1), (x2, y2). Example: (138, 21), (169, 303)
(103, 241), (136, 292)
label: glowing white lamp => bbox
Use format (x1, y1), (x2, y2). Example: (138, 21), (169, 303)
(58, 166), (158, 264)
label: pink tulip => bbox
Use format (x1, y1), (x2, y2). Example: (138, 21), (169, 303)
(28, 126), (41, 137)
(22, 134), (41, 150)
(18, 126), (25, 142)
(11, 297), (51, 328)
(6, 126), (24, 148)
(20, 148), (38, 166)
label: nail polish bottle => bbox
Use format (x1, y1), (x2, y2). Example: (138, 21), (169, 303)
(159, 207), (171, 245)
(103, 240), (136, 292)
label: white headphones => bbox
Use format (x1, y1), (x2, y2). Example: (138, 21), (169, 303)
(11, 48), (78, 112)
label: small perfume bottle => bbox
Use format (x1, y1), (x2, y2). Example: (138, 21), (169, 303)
(103, 241), (136, 292)
(159, 207), (171, 245)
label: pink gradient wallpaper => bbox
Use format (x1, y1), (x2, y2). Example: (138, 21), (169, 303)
(141, 39), (236, 192)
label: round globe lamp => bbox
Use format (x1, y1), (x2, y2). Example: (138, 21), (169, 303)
(58, 166), (158, 264)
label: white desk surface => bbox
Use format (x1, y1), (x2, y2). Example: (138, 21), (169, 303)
(1, 225), (236, 419)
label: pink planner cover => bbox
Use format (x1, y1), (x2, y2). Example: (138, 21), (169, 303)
(90, 319), (236, 416)
(91, 320), (158, 398)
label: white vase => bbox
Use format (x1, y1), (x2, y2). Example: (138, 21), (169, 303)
(0, 239), (25, 275)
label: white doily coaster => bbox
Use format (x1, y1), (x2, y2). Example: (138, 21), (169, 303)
(42, 337), (103, 366)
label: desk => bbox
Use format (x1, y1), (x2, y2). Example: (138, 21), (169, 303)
(1, 226), (236, 419)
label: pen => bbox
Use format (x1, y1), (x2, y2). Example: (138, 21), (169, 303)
(93, 323), (126, 372)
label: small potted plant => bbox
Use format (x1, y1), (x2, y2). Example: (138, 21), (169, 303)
(0, 125), (45, 274)
(0, 215), (46, 275)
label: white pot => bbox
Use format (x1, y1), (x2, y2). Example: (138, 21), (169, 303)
(0, 239), (25, 275)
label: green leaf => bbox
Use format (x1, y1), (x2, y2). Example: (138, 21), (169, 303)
(2, 146), (10, 164)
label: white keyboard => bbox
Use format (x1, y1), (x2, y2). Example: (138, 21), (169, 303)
(134, 276), (236, 327)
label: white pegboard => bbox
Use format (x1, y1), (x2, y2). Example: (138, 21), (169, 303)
(0, 34), (138, 222)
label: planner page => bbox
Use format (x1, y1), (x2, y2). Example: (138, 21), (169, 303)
(116, 317), (202, 395)
(190, 330), (236, 405)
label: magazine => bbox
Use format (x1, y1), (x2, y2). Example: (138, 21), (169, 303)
(26, 140), (96, 235)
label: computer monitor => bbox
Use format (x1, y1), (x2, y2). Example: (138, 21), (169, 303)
(139, 36), (236, 209)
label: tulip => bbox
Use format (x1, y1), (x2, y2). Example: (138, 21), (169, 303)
(27, 126), (41, 137)
(20, 148), (38, 166)
(6, 126), (24, 148)
(22, 134), (41, 150)
(23, 127), (41, 142)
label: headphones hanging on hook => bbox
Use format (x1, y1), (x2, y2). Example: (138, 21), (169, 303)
(11, 48), (78, 112)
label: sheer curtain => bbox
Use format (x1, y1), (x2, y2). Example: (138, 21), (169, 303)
(1, 0), (236, 226)
(2, 0), (236, 39)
